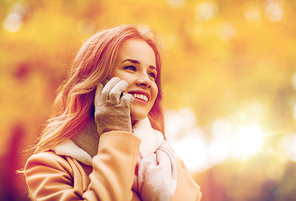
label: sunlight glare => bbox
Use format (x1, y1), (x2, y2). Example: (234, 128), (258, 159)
(280, 133), (296, 162)
(165, 108), (209, 173)
(210, 118), (233, 165)
(231, 125), (264, 160)
(171, 134), (209, 173)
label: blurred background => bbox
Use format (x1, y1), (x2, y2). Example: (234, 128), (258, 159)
(1, 0), (296, 200)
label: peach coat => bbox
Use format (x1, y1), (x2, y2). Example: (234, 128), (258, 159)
(25, 131), (202, 200)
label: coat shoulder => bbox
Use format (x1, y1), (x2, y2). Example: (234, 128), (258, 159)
(25, 151), (73, 173)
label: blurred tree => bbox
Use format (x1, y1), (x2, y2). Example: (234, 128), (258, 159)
(1, 0), (296, 200)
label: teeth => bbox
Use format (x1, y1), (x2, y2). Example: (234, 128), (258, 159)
(133, 94), (148, 102)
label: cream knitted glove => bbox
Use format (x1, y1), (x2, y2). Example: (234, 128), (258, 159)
(95, 77), (134, 135)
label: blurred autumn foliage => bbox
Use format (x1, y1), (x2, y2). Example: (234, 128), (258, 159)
(1, 0), (296, 200)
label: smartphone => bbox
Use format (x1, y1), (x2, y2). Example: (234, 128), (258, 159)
(102, 79), (109, 87)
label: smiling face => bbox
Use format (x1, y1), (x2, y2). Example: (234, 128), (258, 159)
(107, 39), (158, 124)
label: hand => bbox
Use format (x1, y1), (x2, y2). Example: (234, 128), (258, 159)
(94, 77), (134, 135)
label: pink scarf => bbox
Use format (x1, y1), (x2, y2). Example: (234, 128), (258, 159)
(54, 117), (178, 200)
(132, 118), (177, 201)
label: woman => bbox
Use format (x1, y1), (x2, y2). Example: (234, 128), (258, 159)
(24, 24), (202, 201)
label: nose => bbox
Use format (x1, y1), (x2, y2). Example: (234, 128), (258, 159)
(136, 74), (152, 89)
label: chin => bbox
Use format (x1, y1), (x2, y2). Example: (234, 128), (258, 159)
(131, 113), (147, 122)
(130, 110), (149, 123)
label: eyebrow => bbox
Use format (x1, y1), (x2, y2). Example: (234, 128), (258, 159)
(121, 59), (157, 70)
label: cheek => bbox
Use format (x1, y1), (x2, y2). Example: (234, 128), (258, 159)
(120, 76), (134, 89)
(151, 84), (159, 105)
(108, 72), (133, 87)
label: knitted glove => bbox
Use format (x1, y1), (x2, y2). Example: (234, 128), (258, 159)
(71, 118), (99, 157)
(95, 77), (134, 135)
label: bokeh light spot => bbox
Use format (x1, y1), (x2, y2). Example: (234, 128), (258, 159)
(194, 1), (219, 22)
(243, 1), (262, 23)
(216, 22), (236, 41)
(3, 13), (22, 33)
(166, 0), (184, 9)
(265, 2), (284, 22)
(267, 164), (283, 180)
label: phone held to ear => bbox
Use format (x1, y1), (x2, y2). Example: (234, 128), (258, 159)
(102, 79), (109, 87)
(102, 79), (125, 98)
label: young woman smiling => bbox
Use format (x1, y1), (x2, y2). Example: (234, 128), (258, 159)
(24, 24), (202, 201)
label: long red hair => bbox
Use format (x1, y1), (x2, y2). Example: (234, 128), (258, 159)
(34, 24), (166, 153)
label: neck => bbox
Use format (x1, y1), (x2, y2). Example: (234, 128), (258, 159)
(132, 119), (138, 126)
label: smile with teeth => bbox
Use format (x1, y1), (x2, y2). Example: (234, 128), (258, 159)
(133, 94), (148, 102)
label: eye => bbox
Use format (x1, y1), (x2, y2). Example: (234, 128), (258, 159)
(124, 66), (136, 71)
(148, 72), (157, 80)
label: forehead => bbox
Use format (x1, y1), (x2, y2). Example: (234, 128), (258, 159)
(117, 39), (156, 66)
